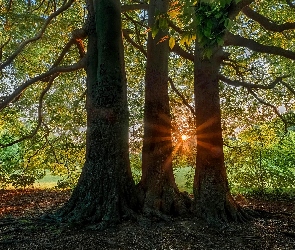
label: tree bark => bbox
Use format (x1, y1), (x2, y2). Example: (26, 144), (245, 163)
(138, 0), (190, 218)
(55, 0), (138, 228)
(193, 43), (249, 227)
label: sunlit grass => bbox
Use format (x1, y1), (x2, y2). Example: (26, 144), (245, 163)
(174, 166), (193, 194)
(33, 173), (62, 189)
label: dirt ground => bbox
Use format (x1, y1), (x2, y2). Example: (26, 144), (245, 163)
(0, 189), (294, 250)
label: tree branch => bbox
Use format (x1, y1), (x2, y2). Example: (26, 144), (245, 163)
(122, 29), (147, 57)
(0, 37), (11, 61)
(219, 74), (289, 89)
(224, 32), (295, 60)
(242, 6), (295, 32)
(0, 0), (75, 70)
(168, 77), (195, 117)
(123, 12), (149, 29)
(281, 80), (295, 96)
(51, 28), (87, 68)
(286, 0), (295, 8)
(121, 3), (149, 12)
(0, 58), (86, 112)
(228, 0), (255, 20)
(171, 43), (194, 61)
(247, 88), (288, 131)
(168, 20), (184, 34)
(0, 76), (56, 148)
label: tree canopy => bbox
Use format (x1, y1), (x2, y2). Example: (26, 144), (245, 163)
(1, 0), (295, 228)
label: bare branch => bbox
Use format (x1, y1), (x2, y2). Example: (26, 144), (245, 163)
(0, 0), (75, 70)
(51, 40), (76, 69)
(224, 32), (295, 60)
(166, 21), (195, 61)
(286, 0), (295, 8)
(33, 0), (46, 11)
(123, 12), (149, 29)
(0, 37), (11, 61)
(228, 0), (255, 20)
(0, 58), (86, 112)
(121, 3), (149, 12)
(0, 75), (56, 148)
(219, 74), (289, 89)
(247, 88), (288, 131)
(123, 29), (147, 57)
(123, 14), (194, 62)
(171, 43), (194, 61)
(221, 59), (254, 78)
(168, 77), (195, 117)
(168, 20), (184, 34)
(52, 28), (87, 68)
(281, 80), (295, 96)
(7, 0), (13, 11)
(243, 6), (295, 32)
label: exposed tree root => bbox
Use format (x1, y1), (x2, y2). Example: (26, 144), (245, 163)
(194, 192), (255, 229)
(42, 162), (140, 230)
(137, 182), (192, 223)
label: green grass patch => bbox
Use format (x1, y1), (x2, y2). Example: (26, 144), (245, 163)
(34, 171), (62, 189)
(174, 166), (194, 194)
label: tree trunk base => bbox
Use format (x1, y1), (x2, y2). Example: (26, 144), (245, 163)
(194, 193), (253, 229)
(137, 182), (192, 222)
(48, 163), (139, 229)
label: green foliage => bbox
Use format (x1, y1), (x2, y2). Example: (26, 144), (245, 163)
(1, 0), (295, 200)
(173, 166), (194, 193)
(130, 153), (141, 184)
(225, 122), (295, 194)
(194, 0), (233, 52)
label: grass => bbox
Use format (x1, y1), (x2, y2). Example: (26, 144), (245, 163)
(174, 166), (194, 193)
(33, 168), (195, 191)
(33, 171), (62, 189)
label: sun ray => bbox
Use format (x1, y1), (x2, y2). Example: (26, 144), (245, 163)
(196, 117), (218, 132)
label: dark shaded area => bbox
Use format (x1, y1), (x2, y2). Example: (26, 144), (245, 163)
(0, 189), (294, 249)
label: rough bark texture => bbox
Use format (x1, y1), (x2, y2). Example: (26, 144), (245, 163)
(193, 43), (249, 227)
(55, 0), (138, 228)
(138, 0), (191, 218)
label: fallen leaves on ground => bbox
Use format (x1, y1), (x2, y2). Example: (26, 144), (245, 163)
(0, 189), (294, 249)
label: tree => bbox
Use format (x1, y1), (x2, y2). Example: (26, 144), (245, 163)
(191, 0), (295, 226)
(0, 0), (142, 227)
(2, 0), (295, 230)
(54, 0), (139, 228)
(138, 0), (190, 218)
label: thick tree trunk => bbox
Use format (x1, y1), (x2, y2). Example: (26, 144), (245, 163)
(55, 0), (138, 228)
(193, 43), (249, 227)
(138, 0), (190, 218)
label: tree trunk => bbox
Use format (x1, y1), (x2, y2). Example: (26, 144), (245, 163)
(55, 0), (138, 229)
(138, 0), (190, 218)
(193, 43), (249, 227)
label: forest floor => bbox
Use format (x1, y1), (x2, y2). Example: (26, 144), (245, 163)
(0, 189), (294, 250)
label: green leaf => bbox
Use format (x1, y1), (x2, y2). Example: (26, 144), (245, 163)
(159, 17), (168, 30)
(152, 24), (159, 38)
(204, 48), (213, 58)
(217, 37), (224, 46)
(203, 26), (212, 38)
(224, 18), (233, 29)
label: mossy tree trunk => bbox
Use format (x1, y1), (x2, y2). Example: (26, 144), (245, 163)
(193, 43), (249, 227)
(138, 0), (190, 218)
(56, 0), (138, 228)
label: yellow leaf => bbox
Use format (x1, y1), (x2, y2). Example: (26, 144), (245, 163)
(169, 36), (176, 49)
